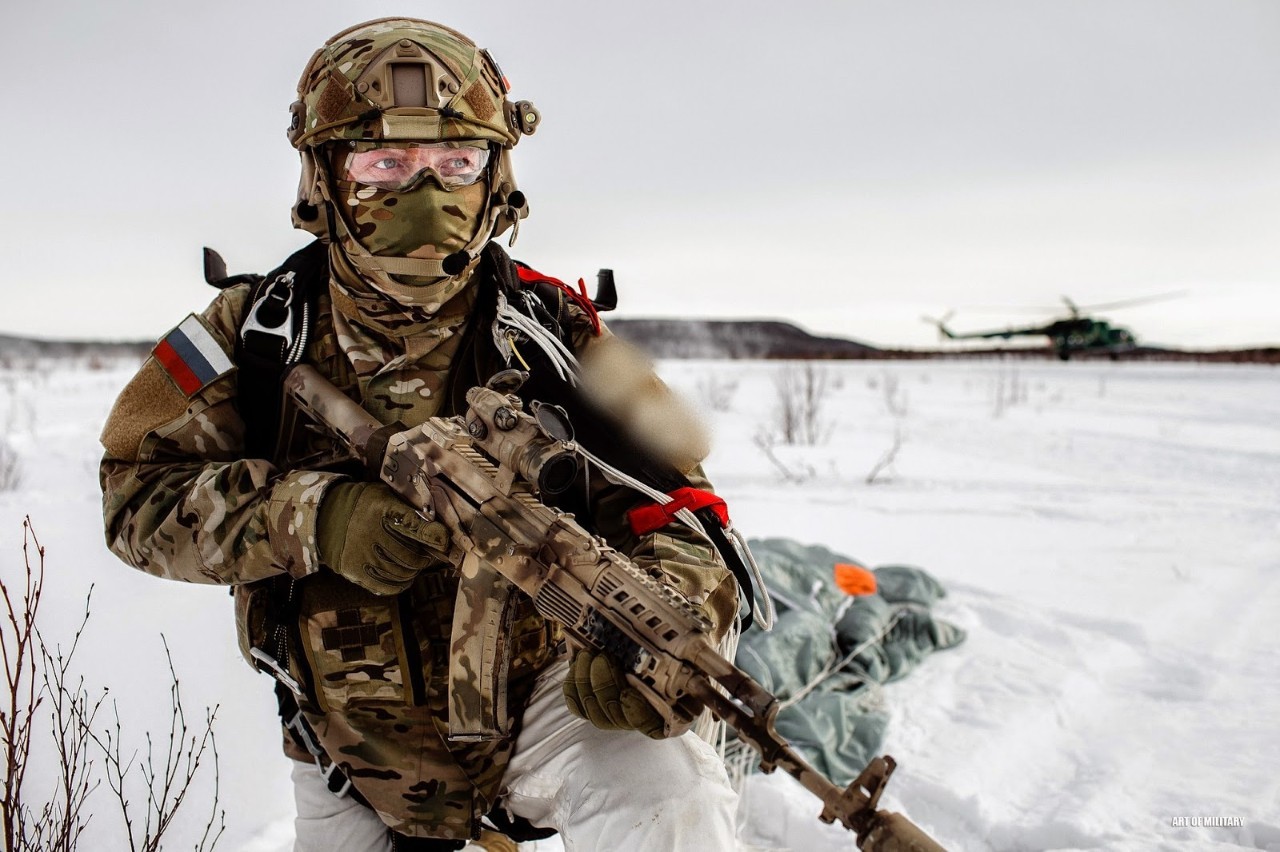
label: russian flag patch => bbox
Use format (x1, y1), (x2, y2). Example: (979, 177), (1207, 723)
(153, 315), (234, 396)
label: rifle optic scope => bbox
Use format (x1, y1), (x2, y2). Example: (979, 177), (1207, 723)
(465, 387), (579, 496)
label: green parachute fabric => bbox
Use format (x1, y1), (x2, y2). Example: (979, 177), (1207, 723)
(733, 538), (965, 785)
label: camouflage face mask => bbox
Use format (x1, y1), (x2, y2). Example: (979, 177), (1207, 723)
(330, 144), (490, 266)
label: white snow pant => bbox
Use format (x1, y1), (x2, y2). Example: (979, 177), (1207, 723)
(293, 661), (740, 852)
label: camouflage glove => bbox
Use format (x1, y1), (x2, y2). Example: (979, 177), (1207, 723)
(563, 649), (666, 739)
(316, 481), (451, 596)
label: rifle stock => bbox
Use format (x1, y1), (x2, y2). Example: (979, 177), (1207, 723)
(283, 363), (946, 851)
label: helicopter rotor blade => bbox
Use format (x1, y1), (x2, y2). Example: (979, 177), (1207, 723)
(954, 305), (1062, 314)
(1070, 291), (1187, 312)
(921, 311), (956, 338)
(957, 290), (1187, 315)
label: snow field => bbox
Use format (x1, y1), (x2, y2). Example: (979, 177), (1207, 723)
(668, 359), (1280, 851)
(1, 357), (1276, 851)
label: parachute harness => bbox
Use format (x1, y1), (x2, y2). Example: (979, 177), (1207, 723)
(492, 290), (581, 384)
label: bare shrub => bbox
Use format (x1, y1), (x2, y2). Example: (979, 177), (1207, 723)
(864, 426), (903, 485)
(1, 517), (225, 852)
(2, 518), (98, 852)
(695, 373), (738, 413)
(0, 439), (20, 492)
(768, 363), (831, 446)
(89, 640), (225, 852)
(991, 366), (1027, 418)
(3, 375), (38, 440)
(752, 428), (816, 484)
(855, 369), (911, 485)
(880, 371), (908, 418)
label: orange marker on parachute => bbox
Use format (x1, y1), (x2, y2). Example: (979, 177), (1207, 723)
(834, 562), (877, 596)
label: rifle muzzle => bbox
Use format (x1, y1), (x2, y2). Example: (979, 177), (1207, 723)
(859, 811), (948, 852)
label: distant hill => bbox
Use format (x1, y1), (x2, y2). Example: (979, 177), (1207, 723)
(0, 333), (148, 363)
(606, 318), (881, 359)
(605, 319), (1278, 363)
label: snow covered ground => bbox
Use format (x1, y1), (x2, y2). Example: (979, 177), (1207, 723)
(1, 357), (1276, 851)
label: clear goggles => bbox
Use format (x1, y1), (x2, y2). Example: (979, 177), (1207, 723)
(336, 142), (491, 192)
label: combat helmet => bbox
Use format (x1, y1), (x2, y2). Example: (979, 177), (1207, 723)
(288, 17), (539, 280)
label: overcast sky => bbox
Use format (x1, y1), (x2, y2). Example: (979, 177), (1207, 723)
(3, 1), (1278, 348)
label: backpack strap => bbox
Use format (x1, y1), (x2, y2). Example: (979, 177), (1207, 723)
(233, 241), (329, 461)
(207, 241), (333, 770)
(512, 263), (603, 337)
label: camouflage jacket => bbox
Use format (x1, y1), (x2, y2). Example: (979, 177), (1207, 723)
(99, 245), (737, 841)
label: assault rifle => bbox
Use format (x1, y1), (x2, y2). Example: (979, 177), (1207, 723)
(284, 364), (946, 852)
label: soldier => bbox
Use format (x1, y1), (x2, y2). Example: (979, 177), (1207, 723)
(99, 16), (742, 852)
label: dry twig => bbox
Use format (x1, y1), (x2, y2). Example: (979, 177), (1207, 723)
(88, 638), (225, 852)
(2, 518), (225, 852)
(864, 426), (904, 485)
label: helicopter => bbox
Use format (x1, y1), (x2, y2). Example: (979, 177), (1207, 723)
(927, 294), (1181, 361)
